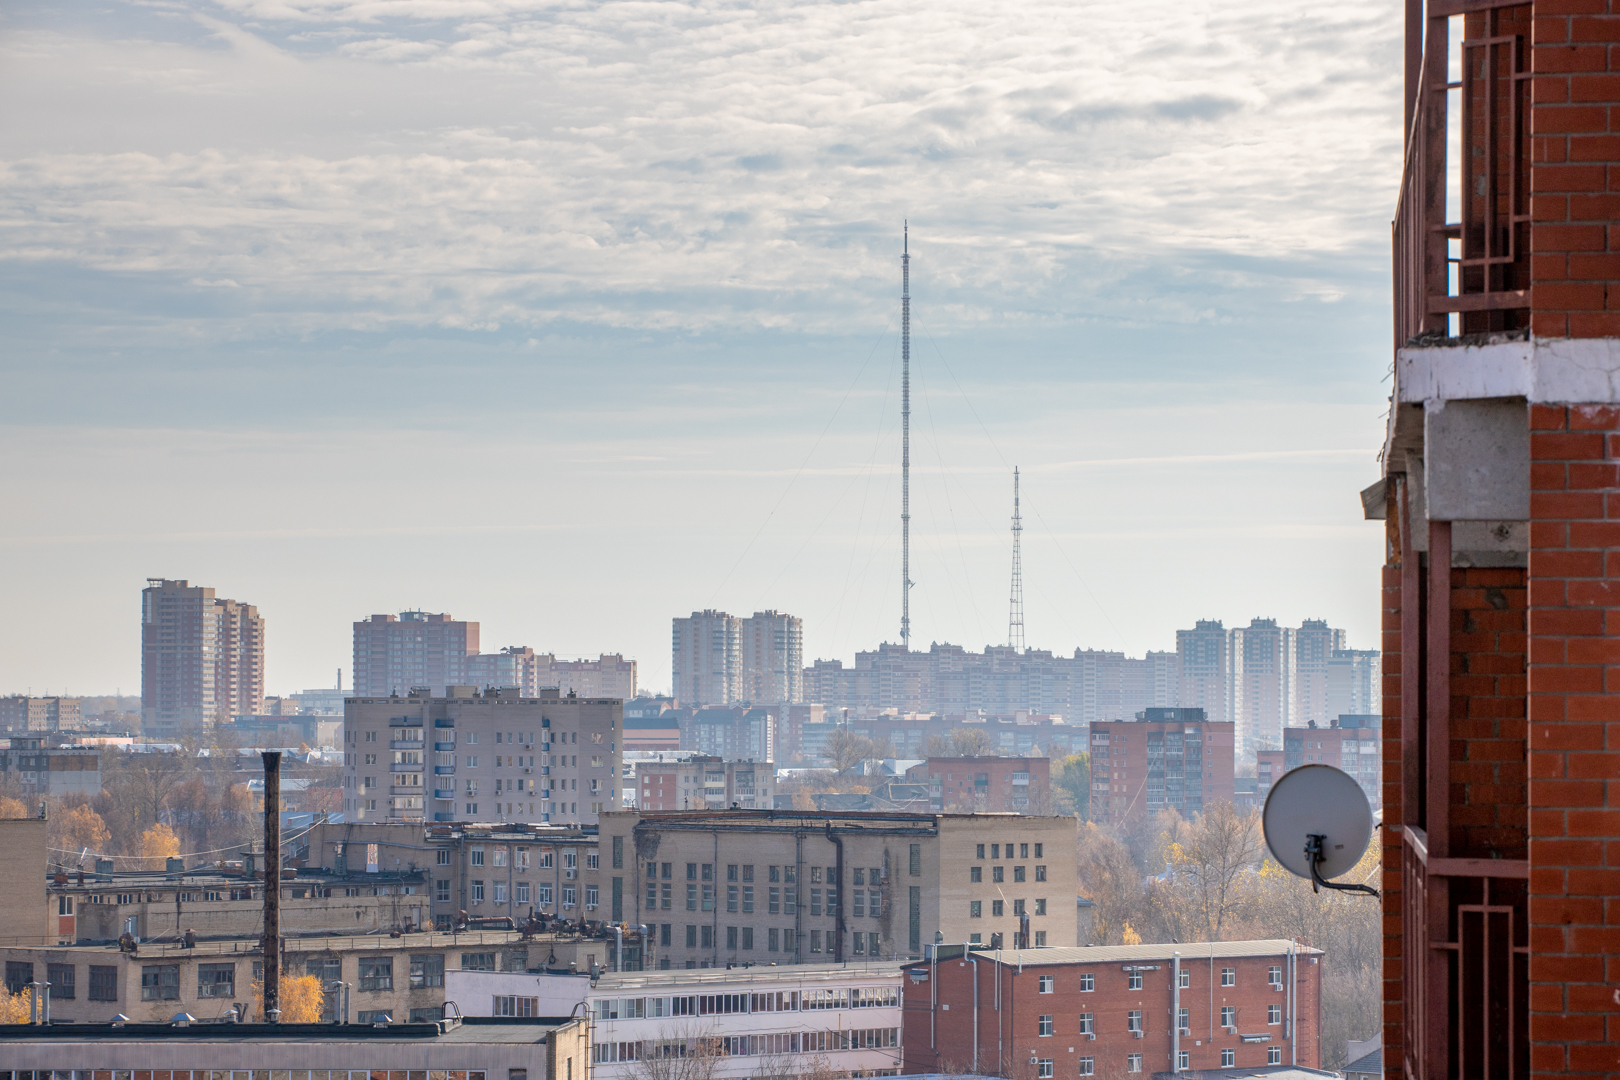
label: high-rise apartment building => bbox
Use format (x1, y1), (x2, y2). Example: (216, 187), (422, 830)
(536, 653), (637, 700)
(352, 611), (479, 698)
(1290, 618), (1345, 728)
(1229, 617), (1288, 752)
(342, 686), (622, 825)
(1088, 708), (1236, 827)
(738, 610), (803, 703)
(1176, 619), (1229, 723)
(1326, 648), (1381, 719)
(141, 578), (265, 737)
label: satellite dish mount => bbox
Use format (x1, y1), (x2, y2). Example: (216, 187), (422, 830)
(1302, 833), (1380, 898)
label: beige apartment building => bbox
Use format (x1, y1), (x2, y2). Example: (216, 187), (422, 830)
(674, 610), (804, 707)
(0, 696), (82, 732)
(625, 754), (775, 811)
(343, 688), (622, 826)
(739, 611), (803, 703)
(596, 810), (1077, 968)
(352, 611), (480, 698)
(537, 653), (637, 700)
(141, 578), (266, 735)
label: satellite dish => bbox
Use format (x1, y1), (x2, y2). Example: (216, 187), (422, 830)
(1262, 763), (1379, 898)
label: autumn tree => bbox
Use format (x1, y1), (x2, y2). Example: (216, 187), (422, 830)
(1146, 800), (1263, 942)
(53, 804), (110, 859)
(1051, 753), (1090, 817)
(1075, 821), (1143, 945)
(139, 823), (181, 870)
(252, 974), (326, 1022)
(949, 727), (995, 757)
(0, 796), (28, 819)
(917, 734), (955, 758)
(0, 987), (30, 1023)
(822, 729), (873, 775)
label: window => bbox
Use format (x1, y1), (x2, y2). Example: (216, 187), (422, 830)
(1014, 899), (1026, 917)
(411, 1007), (445, 1023)
(1269, 965), (1282, 987)
(141, 965), (179, 1001)
(88, 966), (117, 1002)
(970, 900), (982, 918)
(1268, 1004), (1282, 1024)
(197, 963), (235, 998)
(494, 882), (508, 905)
(1035, 930), (1047, 946)
(46, 964), (74, 1000)
(686, 924), (697, 947)
(493, 848), (508, 868)
(463, 952), (496, 971)
(1180, 969), (1190, 988)
(1128, 972), (1142, 990)
(586, 885), (598, 908)
(1035, 865), (1046, 882)
(992, 866), (1004, 883)
(471, 880), (484, 903)
(1268, 1047), (1283, 1065)
(411, 954), (444, 988)
(1036, 1060), (1054, 1078)
(976, 844), (985, 858)
(1079, 1058), (1094, 1076)
(495, 995), (540, 1017)
(1221, 1005), (1236, 1028)
(358, 1011), (392, 1024)
(435, 879), (450, 902)
(909, 844), (921, 875)
(517, 882), (530, 904)
(1035, 898), (1046, 916)
(1013, 866), (1026, 882)
(1080, 973), (1094, 992)
(1038, 974), (1054, 993)
(1079, 1013), (1093, 1034)
(1221, 967), (1235, 986)
(1179, 1008), (1190, 1033)
(1127, 1010), (1142, 1032)
(1127, 1055), (1142, 1073)
(742, 886), (754, 913)
(701, 925), (713, 948)
(612, 836), (623, 869)
(1179, 1052), (1191, 1070)
(687, 863), (697, 880)
(358, 957), (393, 991)
(991, 899), (1003, 917)
(727, 885), (738, 913)
(471, 848), (485, 867)
(1034, 843), (1042, 857)
(1038, 1015), (1054, 1036)
(970, 866), (982, 883)
(1222, 1049), (1235, 1067)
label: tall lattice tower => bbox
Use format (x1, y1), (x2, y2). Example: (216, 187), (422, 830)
(900, 224), (913, 650)
(1008, 467), (1025, 651)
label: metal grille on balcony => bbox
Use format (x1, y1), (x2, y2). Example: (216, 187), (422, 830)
(1394, 0), (1532, 345)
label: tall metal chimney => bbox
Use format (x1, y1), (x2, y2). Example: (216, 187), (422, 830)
(261, 750), (282, 1021)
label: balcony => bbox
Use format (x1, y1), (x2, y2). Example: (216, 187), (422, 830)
(434, 742), (455, 751)
(434, 789), (455, 800)
(434, 718), (454, 728)
(390, 763), (423, 773)
(434, 813), (455, 822)
(1393, 0), (1531, 346)
(434, 766), (456, 775)
(390, 738), (425, 749)
(388, 717), (423, 728)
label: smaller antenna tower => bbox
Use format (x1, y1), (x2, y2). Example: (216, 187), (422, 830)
(1008, 467), (1025, 652)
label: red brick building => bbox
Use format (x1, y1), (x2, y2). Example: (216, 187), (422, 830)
(900, 941), (1322, 1079)
(1254, 718), (1381, 808)
(904, 756), (1052, 812)
(1088, 709), (1236, 828)
(1375, 0), (1620, 1076)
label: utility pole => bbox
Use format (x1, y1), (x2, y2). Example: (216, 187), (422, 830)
(261, 751), (282, 1022)
(1009, 468), (1025, 652)
(901, 224), (912, 651)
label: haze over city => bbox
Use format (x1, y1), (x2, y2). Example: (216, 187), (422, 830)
(0, 0), (1401, 696)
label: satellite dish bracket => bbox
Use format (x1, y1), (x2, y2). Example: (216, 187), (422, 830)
(1304, 834), (1380, 898)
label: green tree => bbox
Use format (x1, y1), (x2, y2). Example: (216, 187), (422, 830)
(1052, 753), (1091, 817)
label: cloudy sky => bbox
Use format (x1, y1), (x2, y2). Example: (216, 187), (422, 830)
(1, 0), (1402, 697)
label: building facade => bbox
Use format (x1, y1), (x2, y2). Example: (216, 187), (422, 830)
(1255, 718), (1380, 809)
(901, 941), (1323, 1079)
(352, 611), (480, 698)
(596, 810), (1079, 968)
(141, 578), (265, 736)
(341, 687), (622, 826)
(738, 611), (804, 704)
(1088, 709), (1236, 827)
(672, 610), (741, 707)
(1175, 620), (1229, 724)
(0, 697), (81, 732)
(0, 738), (100, 801)
(587, 962), (903, 1080)
(626, 754), (774, 811)
(682, 706), (776, 761)
(903, 756), (1051, 813)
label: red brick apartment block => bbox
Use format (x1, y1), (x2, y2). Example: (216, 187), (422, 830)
(903, 756), (1051, 812)
(1381, 0), (1620, 1076)
(1087, 710), (1235, 830)
(899, 942), (1322, 1080)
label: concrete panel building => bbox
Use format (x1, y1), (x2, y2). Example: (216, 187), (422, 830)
(626, 754), (774, 811)
(596, 809), (1078, 967)
(0, 737), (100, 801)
(1176, 620), (1229, 725)
(341, 687), (622, 826)
(352, 611), (480, 698)
(739, 610), (804, 704)
(1290, 619), (1346, 729)
(682, 706), (775, 762)
(0, 696), (81, 732)
(141, 578), (265, 736)
(1325, 648), (1381, 719)
(902, 940), (1324, 1078)
(1254, 718), (1380, 809)
(672, 610), (741, 707)
(1088, 709), (1236, 828)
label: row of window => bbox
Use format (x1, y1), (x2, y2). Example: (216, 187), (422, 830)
(968, 898), (1048, 917)
(975, 843), (1044, 860)
(653, 922), (884, 956)
(463, 880), (596, 908)
(1030, 967), (1282, 992)
(591, 1028), (899, 1063)
(593, 986), (898, 1020)
(970, 864), (1047, 883)
(0, 1072), (501, 1080)
(1036, 1004), (1283, 1036)
(1071, 1048), (1286, 1073)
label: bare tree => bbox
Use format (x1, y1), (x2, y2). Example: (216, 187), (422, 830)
(949, 727), (995, 757)
(822, 729), (873, 775)
(1075, 821), (1144, 945)
(621, 1024), (726, 1080)
(916, 734), (955, 758)
(1148, 800), (1263, 942)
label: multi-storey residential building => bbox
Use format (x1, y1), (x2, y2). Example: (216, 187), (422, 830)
(672, 610), (741, 706)
(588, 963), (903, 1080)
(341, 687), (621, 825)
(1326, 648), (1381, 719)
(0, 737), (100, 800)
(0, 696), (81, 732)
(1290, 619), (1346, 729)
(903, 757), (1051, 812)
(352, 612), (480, 698)
(682, 706), (775, 761)
(837, 713), (1085, 760)
(739, 610), (804, 703)
(596, 810), (1078, 967)
(626, 754), (774, 811)
(1228, 618), (1289, 753)
(141, 578), (265, 736)
(623, 697), (681, 751)
(536, 653), (637, 700)
(1176, 620), (1229, 724)
(1088, 709), (1236, 827)
(902, 940), (1323, 1078)
(1255, 717), (1380, 809)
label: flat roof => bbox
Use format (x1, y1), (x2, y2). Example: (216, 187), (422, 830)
(0, 1017), (572, 1044)
(929, 940), (1323, 967)
(590, 960), (901, 992)
(3, 928), (562, 958)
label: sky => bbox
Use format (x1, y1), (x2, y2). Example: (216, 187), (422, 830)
(0, 0), (1403, 698)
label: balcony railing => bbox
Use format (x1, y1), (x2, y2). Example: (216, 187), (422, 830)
(1393, 0), (1531, 347)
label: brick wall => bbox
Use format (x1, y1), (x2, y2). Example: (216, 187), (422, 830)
(1527, 402), (1620, 1076)
(1380, 548), (1404, 1078)
(1448, 567), (1530, 860)
(1530, 0), (1620, 337)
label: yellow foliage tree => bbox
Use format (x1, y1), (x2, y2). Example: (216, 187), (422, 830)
(0, 986), (31, 1023)
(139, 823), (181, 870)
(57, 804), (111, 856)
(251, 974), (326, 1022)
(1121, 921), (1142, 945)
(0, 796), (28, 819)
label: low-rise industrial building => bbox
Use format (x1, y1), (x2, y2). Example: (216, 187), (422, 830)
(0, 736), (101, 799)
(901, 941), (1324, 1078)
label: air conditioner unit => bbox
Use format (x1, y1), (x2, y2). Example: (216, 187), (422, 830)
(523, 768), (532, 774)
(1029, 1057), (1038, 1066)
(1225, 1026), (1238, 1034)
(565, 869), (577, 879)
(1084, 1033), (1095, 1041)
(1132, 1031), (1144, 1039)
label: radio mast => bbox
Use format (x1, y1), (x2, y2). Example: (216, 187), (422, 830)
(1009, 467), (1025, 651)
(901, 224), (912, 650)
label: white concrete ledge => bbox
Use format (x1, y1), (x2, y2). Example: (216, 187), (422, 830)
(1397, 337), (1620, 404)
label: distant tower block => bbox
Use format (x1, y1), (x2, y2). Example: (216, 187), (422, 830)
(900, 223), (913, 650)
(1008, 467), (1025, 652)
